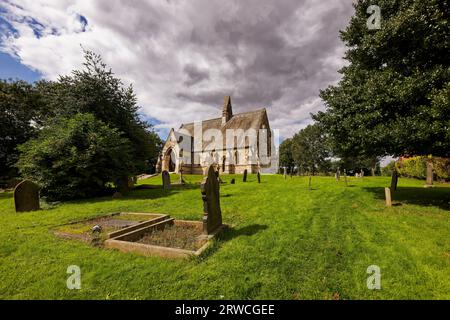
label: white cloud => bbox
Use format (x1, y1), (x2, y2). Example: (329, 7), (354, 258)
(0, 0), (354, 138)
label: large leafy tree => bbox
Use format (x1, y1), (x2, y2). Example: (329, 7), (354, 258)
(17, 113), (133, 200)
(314, 0), (450, 160)
(279, 138), (295, 172)
(291, 124), (331, 175)
(0, 80), (46, 181)
(37, 50), (162, 174)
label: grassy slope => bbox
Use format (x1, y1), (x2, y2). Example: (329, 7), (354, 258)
(0, 175), (448, 299)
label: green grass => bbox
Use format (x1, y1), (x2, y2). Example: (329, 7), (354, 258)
(0, 174), (449, 299)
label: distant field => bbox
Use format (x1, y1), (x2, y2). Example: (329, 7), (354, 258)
(0, 174), (449, 299)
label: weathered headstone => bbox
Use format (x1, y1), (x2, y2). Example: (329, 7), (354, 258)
(283, 167), (287, 179)
(201, 165), (223, 235)
(230, 178), (235, 184)
(384, 187), (392, 207)
(257, 172), (261, 183)
(243, 169), (247, 182)
(336, 168), (341, 181)
(390, 169), (398, 191)
(162, 170), (171, 189)
(14, 180), (40, 212)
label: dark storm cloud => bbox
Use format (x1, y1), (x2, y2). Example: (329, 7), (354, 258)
(183, 64), (210, 87)
(1, 0), (355, 137)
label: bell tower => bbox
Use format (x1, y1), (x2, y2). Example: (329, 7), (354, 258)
(221, 96), (233, 125)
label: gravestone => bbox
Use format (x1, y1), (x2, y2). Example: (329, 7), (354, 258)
(179, 162), (186, 184)
(230, 178), (235, 184)
(215, 169), (223, 184)
(390, 169), (398, 191)
(308, 176), (312, 190)
(384, 187), (392, 207)
(283, 167), (287, 179)
(257, 172), (261, 183)
(243, 169), (247, 182)
(201, 165), (223, 235)
(162, 170), (171, 189)
(14, 180), (40, 212)
(116, 176), (130, 194)
(336, 168), (341, 181)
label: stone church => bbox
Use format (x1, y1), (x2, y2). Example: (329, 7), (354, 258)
(158, 96), (277, 174)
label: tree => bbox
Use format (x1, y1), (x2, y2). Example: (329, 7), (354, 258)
(314, 0), (450, 162)
(279, 138), (295, 172)
(291, 124), (331, 175)
(37, 50), (162, 174)
(333, 155), (381, 176)
(17, 113), (133, 201)
(0, 80), (45, 181)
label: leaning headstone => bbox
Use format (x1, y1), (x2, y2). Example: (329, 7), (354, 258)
(162, 170), (171, 189)
(243, 169), (247, 182)
(384, 187), (392, 207)
(257, 172), (261, 183)
(14, 180), (40, 212)
(230, 178), (235, 184)
(201, 165), (223, 235)
(390, 169), (398, 191)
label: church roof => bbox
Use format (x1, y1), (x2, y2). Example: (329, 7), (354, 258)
(179, 108), (269, 137)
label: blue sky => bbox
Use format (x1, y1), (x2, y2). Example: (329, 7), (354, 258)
(0, 52), (41, 82)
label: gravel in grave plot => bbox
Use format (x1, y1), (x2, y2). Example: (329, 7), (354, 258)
(137, 224), (206, 251)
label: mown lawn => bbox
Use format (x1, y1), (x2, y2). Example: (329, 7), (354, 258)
(0, 174), (449, 299)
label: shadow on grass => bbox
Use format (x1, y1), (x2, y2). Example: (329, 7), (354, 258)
(221, 224), (268, 240)
(363, 186), (450, 210)
(0, 192), (13, 200)
(195, 224), (268, 261)
(57, 183), (201, 207)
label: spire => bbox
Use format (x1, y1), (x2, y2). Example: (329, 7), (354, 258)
(222, 96), (233, 125)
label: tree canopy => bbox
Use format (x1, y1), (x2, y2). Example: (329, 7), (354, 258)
(17, 113), (133, 200)
(291, 124), (331, 175)
(0, 80), (45, 179)
(314, 0), (449, 159)
(36, 50), (162, 173)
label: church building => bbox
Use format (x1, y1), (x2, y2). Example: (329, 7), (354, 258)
(158, 96), (277, 174)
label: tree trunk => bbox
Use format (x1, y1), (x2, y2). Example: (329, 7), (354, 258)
(390, 168), (398, 191)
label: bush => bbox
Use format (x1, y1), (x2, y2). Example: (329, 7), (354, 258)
(397, 156), (427, 179)
(17, 113), (133, 200)
(395, 156), (449, 181)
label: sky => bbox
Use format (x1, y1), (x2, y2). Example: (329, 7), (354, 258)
(0, 0), (356, 141)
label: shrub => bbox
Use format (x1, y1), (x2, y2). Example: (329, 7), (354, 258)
(381, 161), (396, 176)
(17, 113), (133, 200)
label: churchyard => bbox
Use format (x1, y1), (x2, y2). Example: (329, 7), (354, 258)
(0, 173), (449, 299)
